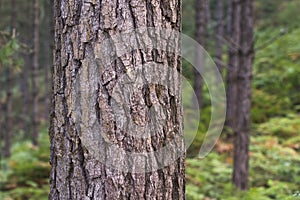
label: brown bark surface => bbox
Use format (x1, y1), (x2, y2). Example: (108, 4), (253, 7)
(225, 0), (241, 130)
(32, 0), (40, 146)
(50, 0), (184, 199)
(232, 0), (254, 191)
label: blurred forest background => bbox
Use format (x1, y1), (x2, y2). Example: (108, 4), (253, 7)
(1, 0), (300, 199)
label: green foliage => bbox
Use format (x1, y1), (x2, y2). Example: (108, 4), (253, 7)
(254, 28), (300, 109)
(186, 133), (300, 199)
(186, 154), (233, 199)
(255, 0), (300, 29)
(257, 115), (300, 139)
(182, 78), (213, 158)
(186, 107), (300, 199)
(1, 185), (49, 200)
(251, 89), (291, 123)
(0, 131), (50, 200)
(250, 135), (300, 189)
(278, 1), (300, 29)
(0, 38), (23, 74)
(185, 106), (212, 158)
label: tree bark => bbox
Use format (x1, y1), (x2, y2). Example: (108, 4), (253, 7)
(225, 0), (241, 130)
(50, 0), (184, 199)
(193, 0), (207, 108)
(32, 0), (40, 146)
(232, 0), (254, 191)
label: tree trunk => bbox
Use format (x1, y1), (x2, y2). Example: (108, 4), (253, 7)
(225, 0), (241, 130)
(49, 0), (185, 199)
(226, 0), (233, 37)
(21, 54), (31, 134)
(43, 0), (52, 121)
(215, 0), (224, 73)
(20, 0), (32, 136)
(32, 0), (39, 146)
(232, 0), (254, 191)
(204, 0), (211, 26)
(4, 0), (17, 158)
(193, 0), (207, 108)
(0, 65), (3, 158)
(4, 67), (12, 158)
(0, 1), (2, 154)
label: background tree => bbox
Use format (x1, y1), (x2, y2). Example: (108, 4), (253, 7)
(32, 0), (40, 146)
(19, 1), (32, 135)
(193, 0), (209, 108)
(232, 0), (255, 190)
(214, 0), (224, 73)
(225, 0), (241, 131)
(3, 0), (17, 158)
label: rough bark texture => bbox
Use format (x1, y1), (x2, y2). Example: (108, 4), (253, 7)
(225, 0), (241, 130)
(50, 0), (184, 199)
(193, 0), (207, 108)
(32, 0), (40, 146)
(232, 0), (254, 191)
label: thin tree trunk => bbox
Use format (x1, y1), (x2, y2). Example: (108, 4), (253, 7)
(42, 0), (52, 121)
(4, 67), (12, 158)
(44, 54), (50, 121)
(225, 0), (241, 130)
(21, 55), (31, 133)
(0, 1), (2, 156)
(193, 0), (207, 108)
(4, 0), (17, 158)
(32, 0), (39, 146)
(204, 0), (211, 26)
(20, 0), (32, 136)
(0, 64), (3, 158)
(50, 0), (185, 199)
(232, 0), (254, 191)
(215, 0), (224, 73)
(226, 0), (233, 37)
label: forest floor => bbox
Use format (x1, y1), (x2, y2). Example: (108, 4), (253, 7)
(0, 117), (300, 200)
